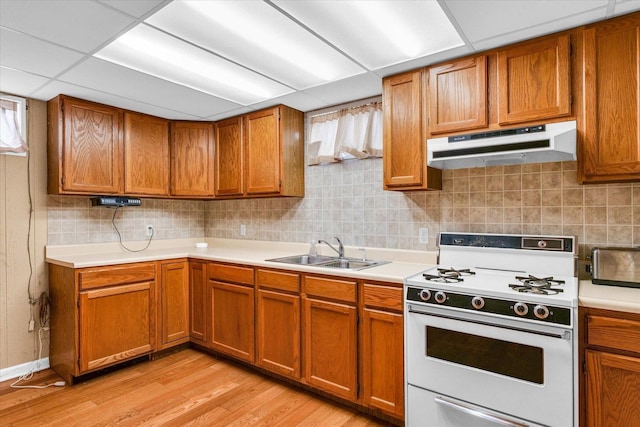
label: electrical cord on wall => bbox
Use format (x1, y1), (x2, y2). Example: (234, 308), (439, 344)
(111, 206), (154, 252)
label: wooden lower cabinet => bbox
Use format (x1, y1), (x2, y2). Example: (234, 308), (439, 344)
(360, 282), (404, 419)
(302, 275), (358, 401)
(49, 262), (156, 384)
(157, 259), (189, 349)
(581, 307), (640, 427)
(189, 261), (208, 344)
(208, 263), (255, 362)
(256, 269), (301, 379)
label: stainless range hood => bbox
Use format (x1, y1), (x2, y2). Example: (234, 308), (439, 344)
(427, 120), (577, 169)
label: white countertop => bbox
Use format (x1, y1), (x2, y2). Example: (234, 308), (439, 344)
(579, 279), (640, 314)
(46, 238), (437, 284)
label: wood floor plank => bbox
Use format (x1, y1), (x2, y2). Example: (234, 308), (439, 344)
(0, 349), (390, 427)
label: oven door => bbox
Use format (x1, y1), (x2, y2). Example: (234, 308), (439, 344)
(406, 304), (574, 427)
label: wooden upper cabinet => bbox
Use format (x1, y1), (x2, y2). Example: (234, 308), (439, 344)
(383, 71), (442, 191)
(579, 12), (640, 183)
(215, 116), (244, 197)
(244, 105), (304, 197)
(170, 121), (214, 197)
(428, 55), (488, 134)
(124, 112), (169, 196)
(47, 95), (123, 194)
(497, 34), (571, 125)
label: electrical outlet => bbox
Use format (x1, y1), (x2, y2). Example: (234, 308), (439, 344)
(146, 224), (154, 237)
(419, 228), (429, 244)
(240, 224), (246, 236)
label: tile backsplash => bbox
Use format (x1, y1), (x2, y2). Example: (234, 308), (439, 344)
(48, 159), (639, 261)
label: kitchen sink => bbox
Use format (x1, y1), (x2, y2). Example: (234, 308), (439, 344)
(266, 254), (388, 270)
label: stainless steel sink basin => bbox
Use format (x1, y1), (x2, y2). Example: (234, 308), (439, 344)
(266, 254), (387, 270)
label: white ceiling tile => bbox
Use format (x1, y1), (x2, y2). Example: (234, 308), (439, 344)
(303, 73), (382, 106)
(205, 107), (252, 122)
(0, 28), (84, 78)
(58, 58), (242, 118)
(30, 80), (203, 120)
(612, 0), (640, 15)
(375, 45), (474, 77)
(246, 91), (328, 114)
(445, 0), (608, 43)
(0, 0), (135, 53)
(98, 0), (169, 18)
(0, 67), (51, 98)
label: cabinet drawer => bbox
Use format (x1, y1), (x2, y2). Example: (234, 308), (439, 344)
(303, 276), (357, 303)
(257, 269), (300, 293)
(363, 283), (403, 312)
(208, 263), (254, 285)
(78, 262), (155, 290)
(587, 315), (640, 354)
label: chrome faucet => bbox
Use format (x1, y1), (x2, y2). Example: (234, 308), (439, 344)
(319, 237), (344, 259)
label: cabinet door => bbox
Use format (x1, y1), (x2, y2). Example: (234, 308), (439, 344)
(79, 282), (154, 373)
(158, 260), (189, 348)
(585, 350), (640, 427)
(362, 308), (404, 418)
(209, 280), (255, 362)
(303, 297), (357, 401)
(170, 122), (214, 196)
(244, 107), (280, 195)
(580, 14), (640, 183)
(215, 116), (244, 197)
(60, 97), (123, 194)
(497, 34), (571, 125)
(124, 112), (169, 196)
(383, 71), (442, 191)
(189, 261), (208, 344)
(428, 55), (488, 134)
(257, 289), (300, 379)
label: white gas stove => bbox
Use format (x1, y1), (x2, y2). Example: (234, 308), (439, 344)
(404, 233), (579, 427)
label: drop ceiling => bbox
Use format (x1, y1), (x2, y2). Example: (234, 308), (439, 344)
(1, 0), (639, 121)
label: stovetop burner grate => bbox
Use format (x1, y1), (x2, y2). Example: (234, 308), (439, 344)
(423, 267), (476, 283)
(509, 275), (565, 295)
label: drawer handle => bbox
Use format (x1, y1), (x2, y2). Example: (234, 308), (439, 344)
(434, 396), (529, 427)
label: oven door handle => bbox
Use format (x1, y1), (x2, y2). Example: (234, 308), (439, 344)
(434, 396), (530, 427)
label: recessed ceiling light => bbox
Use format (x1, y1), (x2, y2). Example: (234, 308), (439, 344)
(94, 24), (293, 105)
(272, 0), (465, 70)
(144, 0), (365, 90)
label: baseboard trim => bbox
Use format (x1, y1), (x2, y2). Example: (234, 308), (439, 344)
(0, 357), (49, 382)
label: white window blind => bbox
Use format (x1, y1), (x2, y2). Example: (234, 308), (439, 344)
(308, 101), (382, 165)
(0, 94), (27, 155)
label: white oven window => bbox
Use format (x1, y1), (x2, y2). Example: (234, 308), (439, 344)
(426, 326), (544, 384)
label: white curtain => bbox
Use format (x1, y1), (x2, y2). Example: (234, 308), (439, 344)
(308, 102), (382, 165)
(0, 96), (28, 154)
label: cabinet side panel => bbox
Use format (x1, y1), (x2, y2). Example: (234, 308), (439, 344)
(280, 106), (305, 197)
(49, 264), (77, 383)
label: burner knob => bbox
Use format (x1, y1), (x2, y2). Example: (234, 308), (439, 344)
(419, 289), (432, 301)
(434, 291), (447, 304)
(514, 302), (529, 316)
(534, 305), (550, 319)
(471, 296), (485, 309)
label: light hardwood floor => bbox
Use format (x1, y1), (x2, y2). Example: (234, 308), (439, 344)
(0, 349), (391, 426)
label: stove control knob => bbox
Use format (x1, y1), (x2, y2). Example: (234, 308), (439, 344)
(434, 291), (447, 304)
(534, 305), (550, 319)
(419, 289), (432, 301)
(471, 296), (485, 310)
(514, 302), (529, 316)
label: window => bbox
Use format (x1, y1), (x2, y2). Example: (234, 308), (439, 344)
(1, 94), (27, 155)
(307, 100), (382, 165)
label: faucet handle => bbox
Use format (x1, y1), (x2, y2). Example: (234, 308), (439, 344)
(358, 248), (366, 261)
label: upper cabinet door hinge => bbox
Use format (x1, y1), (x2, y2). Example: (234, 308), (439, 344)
(569, 42), (573, 57)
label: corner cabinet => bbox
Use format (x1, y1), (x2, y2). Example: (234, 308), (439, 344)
(581, 307), (640, 427)
(170, 121), (215, 197)
(579, 12), (640, 183)
(383, 70), (442, 191)
(48, 95), (124, 195)
(49, 262), (156, 384)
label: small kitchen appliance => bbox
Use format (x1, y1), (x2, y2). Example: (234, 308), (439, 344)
(591, 246), (640, 288)
(404, 232), (579, 427)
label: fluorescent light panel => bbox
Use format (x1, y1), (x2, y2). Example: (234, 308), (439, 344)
(144, 0), (365, 90)
(95, 24), (293, 105)
(272, 0), (465, 70)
